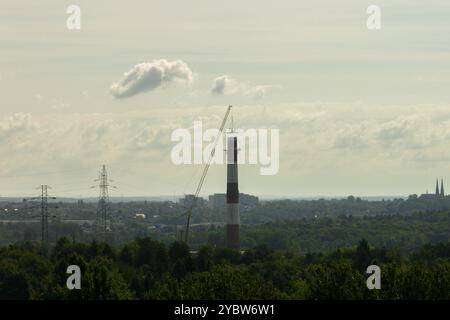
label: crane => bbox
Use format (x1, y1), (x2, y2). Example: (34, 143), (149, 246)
(183, 105), (232, 244)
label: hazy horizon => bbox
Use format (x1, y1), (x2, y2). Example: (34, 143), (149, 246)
(0, 193), (410, 201)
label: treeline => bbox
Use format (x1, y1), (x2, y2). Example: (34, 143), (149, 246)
(185, 195), (450, 224)
(1, 211), (449, 254)
(242, 195), (450, 223)
(0, 238), (449, 300)
(175, 211), (450, 252)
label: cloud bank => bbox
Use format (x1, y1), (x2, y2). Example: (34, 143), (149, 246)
(110, 59), (193, 99)
(2, 103), (450, 196)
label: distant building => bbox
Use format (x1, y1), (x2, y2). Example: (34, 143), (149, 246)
(208, 193), (259, 210)
(135, 213), (146, 219)
(179, 194), (206, 208)
(209, 193), (227, 210)
(419, 178), (446, 199)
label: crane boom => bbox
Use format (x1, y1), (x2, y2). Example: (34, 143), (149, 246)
(184, 105), (232, 243)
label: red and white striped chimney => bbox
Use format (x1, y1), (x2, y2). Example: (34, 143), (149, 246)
(226, 135), (240, 249)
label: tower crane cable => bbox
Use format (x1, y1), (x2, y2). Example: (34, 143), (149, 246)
(184, 105), (232, 243)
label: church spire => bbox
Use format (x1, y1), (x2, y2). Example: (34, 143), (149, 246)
(435, 179), (439, 195)
(441, 179), (445, 196)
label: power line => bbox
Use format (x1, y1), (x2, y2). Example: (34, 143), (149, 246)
(51, 187), (92, 194)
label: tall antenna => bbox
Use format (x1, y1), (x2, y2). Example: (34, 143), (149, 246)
(92, 164), (115, 241)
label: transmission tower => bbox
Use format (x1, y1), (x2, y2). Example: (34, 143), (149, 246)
(93, 165), (115, 241)
(34, 185), (56, 248)
(40, 185), (49, 245)
(23, 185), (56, 251)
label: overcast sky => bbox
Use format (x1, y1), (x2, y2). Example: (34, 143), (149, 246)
(1, 0), (450, 198)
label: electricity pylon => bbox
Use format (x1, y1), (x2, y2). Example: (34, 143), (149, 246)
(92, 164), (115, 241)
(26, 185), (56, 251)
(40, 185), (49, 245)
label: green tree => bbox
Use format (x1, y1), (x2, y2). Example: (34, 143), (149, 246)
(83, 257), (133, 300)
(304, 261), (366, 300)
(354, 238), (373, 271)
(135, 238), (168, 274)
(196, 245), (213, 272)
(180, 265), (281, 299)
(213, 247), (241, 265)
(168, 241), (193, 279)
(168, 241), (190, 264)
(119, 244), (135, 265)
(0, 260), (31, 300)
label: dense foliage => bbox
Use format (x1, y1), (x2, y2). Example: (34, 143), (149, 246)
(0, 238), (449, 300)
(170, 211), (450, 253)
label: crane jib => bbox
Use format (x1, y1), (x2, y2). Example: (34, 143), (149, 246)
(184, 105), (232, 243)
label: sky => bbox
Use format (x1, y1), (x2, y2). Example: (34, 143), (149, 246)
(0, 0), (450, 198)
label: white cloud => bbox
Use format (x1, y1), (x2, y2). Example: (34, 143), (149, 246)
(110, 59), (193, 99)
(211, 75), (280, 100)
(211, 75), (238, 95)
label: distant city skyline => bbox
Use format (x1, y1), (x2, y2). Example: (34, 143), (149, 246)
(1, 1), (450, 197)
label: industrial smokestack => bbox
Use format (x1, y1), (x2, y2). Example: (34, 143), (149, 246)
(226, 135), (240, 249)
